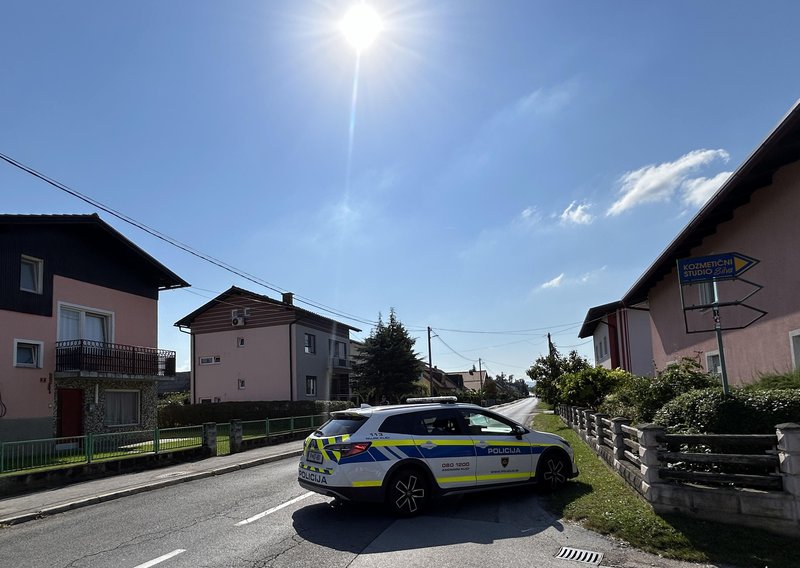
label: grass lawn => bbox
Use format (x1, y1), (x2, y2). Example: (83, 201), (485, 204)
(533, 413), (796, 568)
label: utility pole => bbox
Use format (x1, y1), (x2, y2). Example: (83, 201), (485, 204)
(478, 357), (483, 391)
(427, 326), (434, 396)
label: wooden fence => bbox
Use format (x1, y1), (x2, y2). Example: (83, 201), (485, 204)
(555, 404), (800, 537)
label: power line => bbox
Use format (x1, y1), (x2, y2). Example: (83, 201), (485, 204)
(0, 152), (379, 328)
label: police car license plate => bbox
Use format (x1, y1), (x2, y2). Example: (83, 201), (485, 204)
(307, 450), (323, 464)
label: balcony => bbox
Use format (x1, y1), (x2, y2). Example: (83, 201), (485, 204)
(55, 340), (176, 380)
(330, 357), (351, 371)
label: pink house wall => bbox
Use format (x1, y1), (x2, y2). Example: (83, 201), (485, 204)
(193, 326), (291, 402)
(648, 160), (800, 385)
(0, 275), (158, 420)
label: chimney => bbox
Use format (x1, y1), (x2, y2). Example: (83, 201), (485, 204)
(282, 292), (294, 305)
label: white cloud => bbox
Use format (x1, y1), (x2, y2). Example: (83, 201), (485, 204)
(515, 81), (577, 117)
(541, 273), (565, 289)
(560, 201), (594, 225)
(607, 149), (729, 216)
(517, 206), (543, 227)
(681, 171), (732, 207)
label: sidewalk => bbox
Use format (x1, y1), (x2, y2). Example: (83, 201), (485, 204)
(0, 440), (305, 526)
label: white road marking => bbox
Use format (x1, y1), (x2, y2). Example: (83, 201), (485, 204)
(134, 549), (186, 568)
(236, 492), (314, 526)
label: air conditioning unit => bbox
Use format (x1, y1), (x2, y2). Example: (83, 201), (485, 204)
(232, 316), (246, 327)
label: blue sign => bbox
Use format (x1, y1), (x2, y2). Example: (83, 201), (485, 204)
(677, 252), (759, 285)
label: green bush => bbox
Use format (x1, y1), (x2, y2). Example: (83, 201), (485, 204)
(744, 369), (800, 391)
(654, 388), (800, 434)
(557, 367), (631, 408)
(599, 358), (718, 423)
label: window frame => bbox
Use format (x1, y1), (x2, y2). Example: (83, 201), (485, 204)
(305, 375), (317, 396)
(790, 330), (800, 371)
(57, 302), (114, 343)
(304, 333), (316, 354)
(705, 350), (721, 376)
(199, 355), (222, 365)
(20, 255), (44, 294)
(13, 339), (44, 368)
(104, 389), (140, 427)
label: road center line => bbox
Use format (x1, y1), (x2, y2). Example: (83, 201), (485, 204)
(236, 492), (314, 526)
(134, 549), (186, 568)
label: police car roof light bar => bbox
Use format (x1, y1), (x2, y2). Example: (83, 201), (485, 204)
(405, 396), (458, 404)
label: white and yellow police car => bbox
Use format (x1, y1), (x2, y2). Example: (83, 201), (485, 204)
(298, 397), (577, 515)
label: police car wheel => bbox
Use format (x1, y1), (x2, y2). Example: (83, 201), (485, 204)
(537, 451), (570, 491)
(387, 467), (429, 516)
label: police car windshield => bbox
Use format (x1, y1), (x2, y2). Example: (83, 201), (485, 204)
(317, 415), (367, 436)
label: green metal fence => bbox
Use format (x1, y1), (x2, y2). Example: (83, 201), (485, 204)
(0, 425), (203, 475)
(0, 414), (327, 475)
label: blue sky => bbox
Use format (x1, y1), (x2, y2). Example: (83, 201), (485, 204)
(3, 1), (800, 379)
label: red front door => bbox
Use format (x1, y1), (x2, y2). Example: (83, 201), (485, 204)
(57, 389), (84, 437)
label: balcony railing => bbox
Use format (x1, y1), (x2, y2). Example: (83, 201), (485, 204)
(55, 340), (176, 378)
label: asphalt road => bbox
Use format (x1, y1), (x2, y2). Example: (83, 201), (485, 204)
(0, 402), (709, 568)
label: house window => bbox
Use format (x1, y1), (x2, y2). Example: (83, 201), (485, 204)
(698, 281), (716, 308)
(790, 330), (800, 370)
(14, 340), (43, 368)
(304, 333), (316, 354)
(330, 340), (347, 360)
(105, 390), (140, 426)
(237, 337), (245, 348)
(20, 255), (43, 294)
(58, 305), (112, 343)
(706, 351), (721, 376)
(238, 378), (246, 390)
(199, 356), (221, 365)
(306, 376), (317, 396)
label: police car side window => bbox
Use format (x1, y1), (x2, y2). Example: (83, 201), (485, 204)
(461, 410), (513, 436)
(416, 410), (463, 436)
(379, 414), (412, 434)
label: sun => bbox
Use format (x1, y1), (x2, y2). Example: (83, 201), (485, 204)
(340, 4), (383, 52)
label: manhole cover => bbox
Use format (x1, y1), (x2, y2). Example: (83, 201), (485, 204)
(555, 546), (603, 565)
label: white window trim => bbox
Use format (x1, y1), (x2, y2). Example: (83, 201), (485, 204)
(57, 301), (115, 343)
(304, 333), (316, 354)
(105, 389), (140, 427)
(20, 255), (44, 294)
(705, 350), (721, 375)
(237, 336), (245, 348)
(13, 339), (44, 368)
(790, 329), (800, 370)
(199, 355), (222, 365)
(305, 375), (317, 397)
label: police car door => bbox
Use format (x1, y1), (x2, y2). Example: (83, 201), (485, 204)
(460, 409), (533, 486)
(410, 409), (477, 489)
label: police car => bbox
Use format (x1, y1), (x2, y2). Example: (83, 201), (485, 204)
(298, 397), (577, 515)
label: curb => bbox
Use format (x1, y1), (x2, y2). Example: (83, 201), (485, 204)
(0, 449), (303, 527)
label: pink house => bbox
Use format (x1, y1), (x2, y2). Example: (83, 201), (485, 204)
(0, 214), (188, 442)
(586, 102), (800, 385)
(174, 287), (360, 403)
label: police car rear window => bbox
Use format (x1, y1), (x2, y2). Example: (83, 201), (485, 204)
(317, 415), (367, 436)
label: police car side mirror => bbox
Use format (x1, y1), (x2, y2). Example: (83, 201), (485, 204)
(512, 425), (525, 440)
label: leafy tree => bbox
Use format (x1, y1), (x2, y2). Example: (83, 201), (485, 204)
(351, 309), (422, 404)
(556, 367), (631, 408)
(527, 345), (590, 405)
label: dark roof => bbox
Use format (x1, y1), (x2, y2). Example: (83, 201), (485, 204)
(174, 285), (361, 332)
(623, 100), (800, 305)
(578, 300), (623, 338)
(0, 213), (189, 290)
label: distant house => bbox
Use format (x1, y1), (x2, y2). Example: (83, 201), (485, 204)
(0, 214), (188, 443)
(174, 287), (360, 403)
(418, 366), (467, 395)
(579, 101), (800, 385)
(578, 301), (654, 377)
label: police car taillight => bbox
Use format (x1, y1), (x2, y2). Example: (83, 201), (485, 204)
(325, 441), (372, 457)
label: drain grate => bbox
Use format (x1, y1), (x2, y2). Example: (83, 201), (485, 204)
(555, 546), (603, 565)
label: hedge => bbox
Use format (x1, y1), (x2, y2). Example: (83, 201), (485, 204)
(654, 388), (800, 434)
